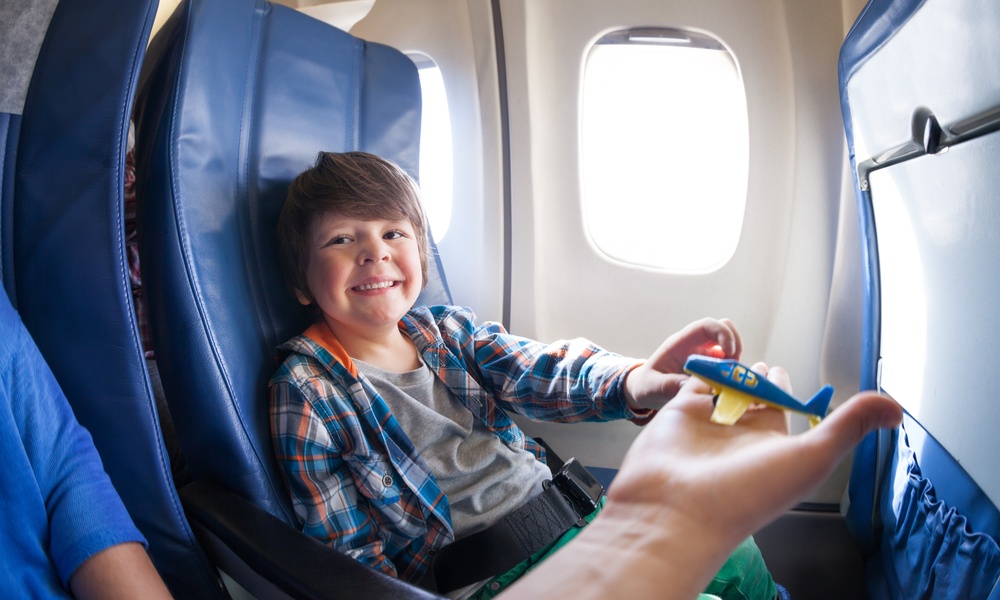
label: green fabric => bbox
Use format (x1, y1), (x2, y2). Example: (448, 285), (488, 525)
(466, 499), (776, 600)
(703, 536), (776, 600)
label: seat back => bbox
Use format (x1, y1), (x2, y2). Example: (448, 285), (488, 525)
(134, 0), (449, 524)
(4, 0), (223, 596)
(840, 0), (1000, 597)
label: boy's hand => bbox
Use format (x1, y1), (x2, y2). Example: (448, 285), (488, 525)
(625, 318), (742, 411)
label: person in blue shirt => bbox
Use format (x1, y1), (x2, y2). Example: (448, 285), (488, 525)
(0, 289), (171, 599)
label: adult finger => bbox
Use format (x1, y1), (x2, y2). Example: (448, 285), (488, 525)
(800, 392), (902, 468)
(762, 364), (791, 394)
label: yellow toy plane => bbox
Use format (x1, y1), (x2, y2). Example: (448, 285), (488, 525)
(684, 356), (834, 428)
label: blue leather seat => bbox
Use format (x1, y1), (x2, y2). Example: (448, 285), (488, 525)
(134, 0), (447, 596)
(4, 0), (223, 596)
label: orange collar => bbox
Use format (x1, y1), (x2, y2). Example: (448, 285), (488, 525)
(300, 319), (411, 378)
(301, 321), (358, 378)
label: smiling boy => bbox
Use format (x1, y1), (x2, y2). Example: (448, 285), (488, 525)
(270, 151), (778, 599)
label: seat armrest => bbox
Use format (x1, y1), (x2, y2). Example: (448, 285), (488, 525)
(179, 480), (442, 600)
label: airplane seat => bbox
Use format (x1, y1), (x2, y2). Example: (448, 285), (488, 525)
(133, 0), (447, 596)
(1, 112), (16, 302)
(3, 0), (224, 597)
(840, 0), (1000, 597)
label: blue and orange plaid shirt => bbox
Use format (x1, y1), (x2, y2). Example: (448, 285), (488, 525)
(269, 305), (651, 583)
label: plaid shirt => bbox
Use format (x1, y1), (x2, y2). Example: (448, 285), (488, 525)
(270, 305), (651, 582)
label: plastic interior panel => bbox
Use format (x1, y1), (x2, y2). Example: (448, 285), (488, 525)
(869, 132), (1000, 509)
(845, 0), (1000, 165)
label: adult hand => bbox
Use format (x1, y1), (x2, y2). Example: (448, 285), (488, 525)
(613, 365), (901, 548)
(508, 364), (901, 600)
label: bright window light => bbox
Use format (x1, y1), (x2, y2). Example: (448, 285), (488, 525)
(581, 29), (749, 273)
(411, 54), (453, 243)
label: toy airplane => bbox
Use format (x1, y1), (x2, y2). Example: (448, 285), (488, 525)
(683, 356), (833, 428)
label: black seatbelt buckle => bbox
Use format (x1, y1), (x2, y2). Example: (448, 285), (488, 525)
(545, 457), (604, 524)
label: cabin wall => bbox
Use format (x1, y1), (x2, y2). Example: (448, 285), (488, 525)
(508, 0), (861, 500)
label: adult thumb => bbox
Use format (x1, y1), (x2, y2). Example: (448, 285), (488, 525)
(806, 391), (903, 459)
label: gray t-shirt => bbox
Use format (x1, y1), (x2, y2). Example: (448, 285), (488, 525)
(355, 359), (552, 539)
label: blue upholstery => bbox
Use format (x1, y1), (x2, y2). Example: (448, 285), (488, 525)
(868, 417), (1000, 599)
(8, 0), (222, 596)
(1, 113), (18, 300)
(134, 0), (449, 538)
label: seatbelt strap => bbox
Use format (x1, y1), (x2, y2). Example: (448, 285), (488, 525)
(431, 458), (603, 593)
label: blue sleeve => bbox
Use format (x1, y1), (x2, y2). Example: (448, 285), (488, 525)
(0, 293), (146, 588)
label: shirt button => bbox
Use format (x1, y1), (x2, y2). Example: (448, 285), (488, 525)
(382, 474), (393, 487)
(488, 582), (501, 592)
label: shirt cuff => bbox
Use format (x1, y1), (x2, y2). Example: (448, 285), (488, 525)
(622, 362), (657, 425)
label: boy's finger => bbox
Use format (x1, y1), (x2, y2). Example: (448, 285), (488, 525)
(660, 373), (690, 399)
(719, 318), (742, 359)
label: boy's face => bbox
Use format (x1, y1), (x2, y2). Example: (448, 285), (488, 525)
(298, 211), (423, 339)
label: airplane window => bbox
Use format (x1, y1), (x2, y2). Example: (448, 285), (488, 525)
(581, 28), (749, 273)
(410, 53), (454, 243)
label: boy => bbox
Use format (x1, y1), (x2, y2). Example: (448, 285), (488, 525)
(270, 151), (777, 599)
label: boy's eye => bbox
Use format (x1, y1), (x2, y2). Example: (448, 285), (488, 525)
(384, 230), (407, 240)
(325, 235), (351, 246)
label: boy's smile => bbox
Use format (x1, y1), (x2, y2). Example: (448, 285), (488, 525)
(298, 211), (423, 342)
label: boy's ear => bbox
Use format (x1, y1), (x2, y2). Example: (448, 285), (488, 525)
(294, 288), (313, 306)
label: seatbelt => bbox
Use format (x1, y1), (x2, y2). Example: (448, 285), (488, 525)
(533, 436), (565, 473)
(430, 457), (604, 593)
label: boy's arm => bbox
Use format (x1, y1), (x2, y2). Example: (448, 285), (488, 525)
(473, 317), (743, 419)
(473, 329), (648, 423)
(270, 380), (401, 578)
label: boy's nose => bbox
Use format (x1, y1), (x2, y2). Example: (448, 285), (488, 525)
(359, 240), (390, 264)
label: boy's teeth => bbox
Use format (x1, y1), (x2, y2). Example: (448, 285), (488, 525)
(356, 281), (394, 291)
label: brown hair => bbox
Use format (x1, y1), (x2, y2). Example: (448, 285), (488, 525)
(277, 151), (430, 303)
